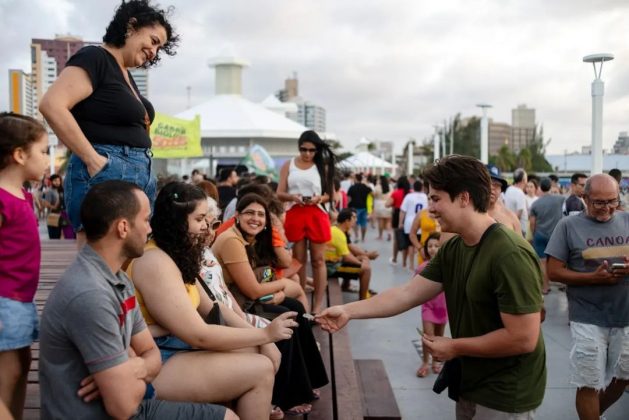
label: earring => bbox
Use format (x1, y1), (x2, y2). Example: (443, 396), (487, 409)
(263, 226), (267, 230)
(236, 219), (240, 225)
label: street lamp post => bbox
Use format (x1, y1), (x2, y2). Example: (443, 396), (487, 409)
(583, 53), (614, 175)
(476, 104), (492, 164)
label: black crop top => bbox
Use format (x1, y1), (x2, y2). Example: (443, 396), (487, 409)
(66, 46), (155, 148)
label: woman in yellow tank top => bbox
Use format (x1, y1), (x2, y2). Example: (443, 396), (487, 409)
(409, 209), (440, 265)
(127, 182), (298, 419)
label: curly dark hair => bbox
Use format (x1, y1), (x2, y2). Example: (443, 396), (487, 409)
(0, 112), (47, 171)
(103, 0), (180, 68)
(235, 193), (278, 268)
(151, 182), (207, 284)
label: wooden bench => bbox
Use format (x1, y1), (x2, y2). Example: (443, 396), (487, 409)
(309, 278), (401, 420)
(25, 240), (78, 420)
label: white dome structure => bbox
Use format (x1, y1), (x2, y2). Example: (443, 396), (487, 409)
(167, 50), (309, 176)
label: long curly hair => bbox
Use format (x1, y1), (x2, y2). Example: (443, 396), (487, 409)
(152, 182), (207, 284)
(103, 0), (180, 68)
(298, 130), (337, 199)
(235, 193), (277, 268)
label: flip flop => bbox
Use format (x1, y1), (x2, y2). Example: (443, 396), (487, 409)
(416, 364), (430, 377)
(270, 405), (285, 420)
(284, 404), (312, 416)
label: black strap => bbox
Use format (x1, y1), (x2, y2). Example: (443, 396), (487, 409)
(196, 274), (218, 302)
(452, 223), (500, 337)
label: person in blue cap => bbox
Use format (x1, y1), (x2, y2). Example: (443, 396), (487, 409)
(486, 165), (521, 233)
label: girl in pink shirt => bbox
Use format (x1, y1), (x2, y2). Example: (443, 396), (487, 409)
(0, 113), (49, 418)
(414, 232), (449, 378)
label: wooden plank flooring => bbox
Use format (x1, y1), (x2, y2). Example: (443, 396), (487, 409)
(25, 240), (77, 420)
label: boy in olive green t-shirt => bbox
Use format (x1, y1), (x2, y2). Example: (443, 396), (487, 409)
(317, 156), (547, 419)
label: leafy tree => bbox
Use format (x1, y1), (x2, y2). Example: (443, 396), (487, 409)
(452, 116), (480, 158)
(527, 125), (553, 172)
(495, 145), (516, 171)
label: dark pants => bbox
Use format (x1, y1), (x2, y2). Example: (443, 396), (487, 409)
(258, 297), (329, 410)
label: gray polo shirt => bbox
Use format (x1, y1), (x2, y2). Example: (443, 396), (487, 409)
(39, 245), (146, 419)
(545, 212), (629, 327)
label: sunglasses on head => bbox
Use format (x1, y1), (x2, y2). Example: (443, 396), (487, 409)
(207, 219), (221, 230)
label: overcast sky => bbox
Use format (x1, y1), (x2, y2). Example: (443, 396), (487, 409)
(1, 0), (627, 155)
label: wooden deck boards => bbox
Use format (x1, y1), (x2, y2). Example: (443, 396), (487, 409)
(25, 240), (77, 418)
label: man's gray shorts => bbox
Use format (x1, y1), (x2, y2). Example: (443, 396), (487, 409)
(133, 399), (226, 419)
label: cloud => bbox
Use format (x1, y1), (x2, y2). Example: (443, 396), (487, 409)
(2, 0), (628, 155)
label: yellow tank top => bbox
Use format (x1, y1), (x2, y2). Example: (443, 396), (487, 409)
(417, 210), (439, 265)
(127, 240), (201, 325)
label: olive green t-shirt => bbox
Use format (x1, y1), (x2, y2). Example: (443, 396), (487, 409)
(422, 225), (546, 413)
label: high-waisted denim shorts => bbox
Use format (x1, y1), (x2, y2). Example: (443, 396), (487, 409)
(64, 144), (156, 231)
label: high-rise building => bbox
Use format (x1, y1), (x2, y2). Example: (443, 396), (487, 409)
(30, 45), (57, 117)
(8, 69), (34, 117)
(488, 121), (511, 156)
(129, 69), (149, 98)
(32, 35), (86, 76)
(511, 104), (536, 153)
(276, 73), (298, 102)
(613, 131), (629, 154)
(276, 74), (326, 133)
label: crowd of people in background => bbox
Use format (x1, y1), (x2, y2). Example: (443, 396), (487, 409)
(0, 3), (626, 417)
(2, 105), (628, 419)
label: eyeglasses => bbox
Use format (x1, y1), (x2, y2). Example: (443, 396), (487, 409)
(299, 147), (317, 154)
(240, 210), (266, 218)
(588, 198), (620, 209)
(207, 219), (221, 230)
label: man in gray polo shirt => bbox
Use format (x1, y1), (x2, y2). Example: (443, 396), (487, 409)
(546, 174), (629, 420)
(39, 181), (232, 420)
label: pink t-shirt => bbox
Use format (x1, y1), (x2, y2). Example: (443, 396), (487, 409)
(0, 188), (41, 302)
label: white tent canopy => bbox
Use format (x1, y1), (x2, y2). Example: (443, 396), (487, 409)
(340, 151), (397, 175)
(176, 94), (308, 139)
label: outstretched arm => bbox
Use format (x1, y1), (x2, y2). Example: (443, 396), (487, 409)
(316, 274), (442, 333)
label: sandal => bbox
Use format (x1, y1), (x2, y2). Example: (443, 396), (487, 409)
(416, 364), (430, 377)
(284, 403), (312, 416)
(270, 405), (285, 420)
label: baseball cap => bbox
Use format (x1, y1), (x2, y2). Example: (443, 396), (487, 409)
(486, 164), (508, 192)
